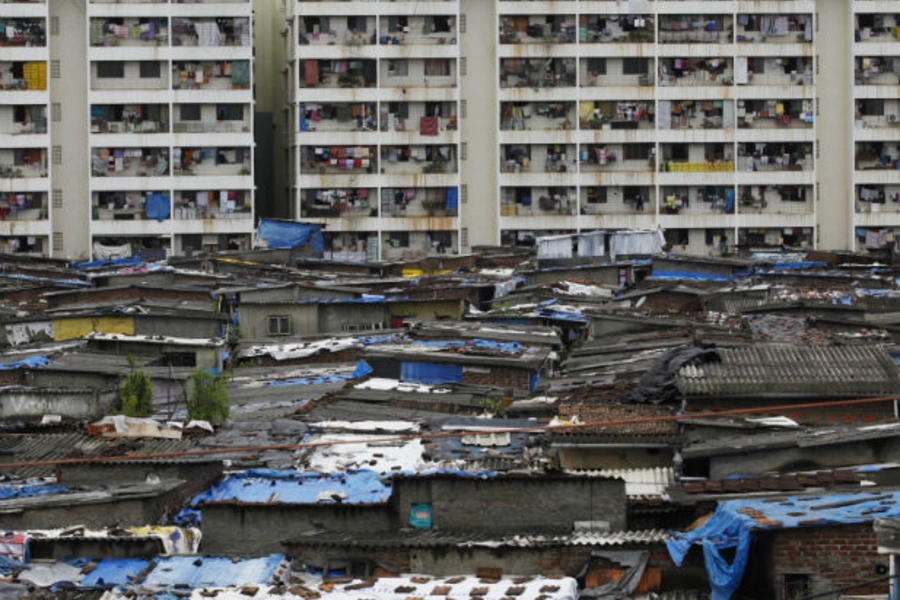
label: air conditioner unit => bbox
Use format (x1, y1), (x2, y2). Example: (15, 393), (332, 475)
(889, 114), (899, 125)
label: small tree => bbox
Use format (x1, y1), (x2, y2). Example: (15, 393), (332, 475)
(118, 367), (154, 417)
(187, 370), (230, 426)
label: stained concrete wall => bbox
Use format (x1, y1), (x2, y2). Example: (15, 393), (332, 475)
(0, 389), (115, 420)
(394, 477), (626, 534)
(199, 504), (396, 555)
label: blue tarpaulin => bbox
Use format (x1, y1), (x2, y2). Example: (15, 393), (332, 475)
(265, 360), (372, 387)
(79, 559), (150, 588)
(650, 271), (734, 282)
(71, 256), (142, 270)
(0, 481), (65, 499)
(258, 219), (325, 252)
(446, 187), (459, 211)
(145, 194), (170, 222)
(141, 555), (284, 589)
(0, 356), (51, 370)
(668, 491), (900, 600)
(191, 469), (391, 505)
(769, 261), (828, 270)
(401, 362), (463, 385)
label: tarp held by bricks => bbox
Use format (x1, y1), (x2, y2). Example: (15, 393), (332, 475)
(623, 344), (720, 405)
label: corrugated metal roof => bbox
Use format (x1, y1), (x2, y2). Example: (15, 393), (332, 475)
(568, 467), (674, 500)
(0, 432), (199, 479)
(677, 344), (900, 397)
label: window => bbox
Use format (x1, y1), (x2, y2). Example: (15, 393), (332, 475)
(216, 104), (244, 121)
(387, 60), (408, 77)
(52, 189), (62, 209)
(50, 60), (60, 79)
(388, 102), (409, 119)
(460, 57), (467, 77)
(52, 232), (62, 252)
(461, 99), (467, 119)
(862, 99), (885, 116)
(624, 144), (651, 161)
(586, 187), (607, 203)
(180, 104), (201, 121)
(139, 61), (160, 79)
(50, 16), (59, 35)
(461, 227), (469, 247)
(623, 58), (649, 75)
(461, 184), (468, 204)
(52, 146), (61, 165)
(97, 61), (124, 78)
(425, 59), (451, 77)
(459, 14), (466, 34)
(461, 143), (467, 161)
(782, 574), (809, 600)
(586, 57), (607, 75)
(346, 16), (366, 33)
(51, 103), (61, 122)
(389, 232), (410, 248)
(267, 315), (292, 336)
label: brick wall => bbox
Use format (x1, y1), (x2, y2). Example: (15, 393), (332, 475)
(754, 524), (889, 599)
(461, 366), (532, 391)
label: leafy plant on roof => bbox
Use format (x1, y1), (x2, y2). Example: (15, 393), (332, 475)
(478, 390), (511, 418)
(118, 356), (154, 418)
(187, 369), (230, 426)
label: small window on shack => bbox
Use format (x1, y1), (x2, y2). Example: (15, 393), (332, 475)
(782, 574), (809, 600)
(268, 315), (292, 336)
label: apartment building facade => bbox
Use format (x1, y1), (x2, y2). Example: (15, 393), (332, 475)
(284, 0), (900, 259)
(0, 0), (256, 261)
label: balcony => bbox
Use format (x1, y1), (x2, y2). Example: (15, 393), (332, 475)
(856, 57), (900, 85)
(856, 99), (900, 131)
(501, 143), (576, 174)
(173, 147), (250, 177)
(736, 13), (812, 44)
(855, 14), (900, 44)
(659, 101), (732, 131)
(501, 186), (577, 217)
(501, 58), (575, 89)
(171, 17), (250, 48)
(738, 184), (813, 215)
(0, 19), (45, 47)
(660, 143), (733, 173)
(856, 142), (900, 171)
(90, 18), (167, 48)
(301, 145), (376, 175)
(0, 105), (46, 135)
(382, 231), (456, 261)
(738, 56), (812, 86)
(658, 57), (733, 86)
(660, 186), (734, 215)
(499, 15), (575, 44)
(857, 185), (900, 214)
(0, 148), (46, 179)
(91, 61), (168, 92)
(380, 145), (457, 175)
(659, 15), (732, 44)
(380, 15), (457, 45)
(0, 61), (45, 92)
(581, 144), (655, 173)
(0, 191), (46, 221)
(299, 15), (375, 46)
(502, 101), (574, 131)
(579, 57), (652, 88)
(737, 99), (814, 129)
(736, 142), (813, 172)
(381, 59), (456, 89)
(172, 61), (250, 91)
(173, 190), (250, 221)
(581, 186), (654, 216)
(380, 187), (458, 218)
(300, 59), (377, 89)
(578, 100), (653, 131)
(302, 188), (376, 219)
(91, 147), (169, 178)
(173, 102), (251, 134)
(92, 191), (170, 223)
(579, 14), (654, 44)
(91, 104), (169, 135)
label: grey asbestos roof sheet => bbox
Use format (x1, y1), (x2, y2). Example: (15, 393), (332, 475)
(676, 344), (900, 398)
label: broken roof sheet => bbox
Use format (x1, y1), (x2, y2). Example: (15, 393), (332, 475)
(677, 344), (900, 398)
(299, 430), (428, 474)
(191, 469), (392, 506)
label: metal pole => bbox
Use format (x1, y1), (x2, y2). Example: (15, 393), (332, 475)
(891, 554), (897, 600)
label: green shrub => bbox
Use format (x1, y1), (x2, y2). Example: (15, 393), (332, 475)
(118, 368), (153, 417)
(187, 370), (230, 425)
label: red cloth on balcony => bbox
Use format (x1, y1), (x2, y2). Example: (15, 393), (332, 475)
(419, 116), (440, 136)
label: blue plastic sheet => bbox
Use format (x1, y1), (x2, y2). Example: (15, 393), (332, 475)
(71, 256), (142, 270)
(668, 491), (900, 600)
(401, 362), (462, 385)
(0, 356), (51, 370)
(446, 187), (458, 211)
(191, 469), (391, 505)
(0, 481), (65, 499)
(145, 194), (170, 222)
(257, 219), (324, 252)
(769, 261), (828, 270)
(172, 507), (201, 526)
(141, 555), (284, 589)
(650, 271), (733, 282)
(79, 558), (150, 588)
(266, 360), (372, 387)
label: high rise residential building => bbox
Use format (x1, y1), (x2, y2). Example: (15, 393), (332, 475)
(283, 0), (900, 260)
(0, 0), (256, 261)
